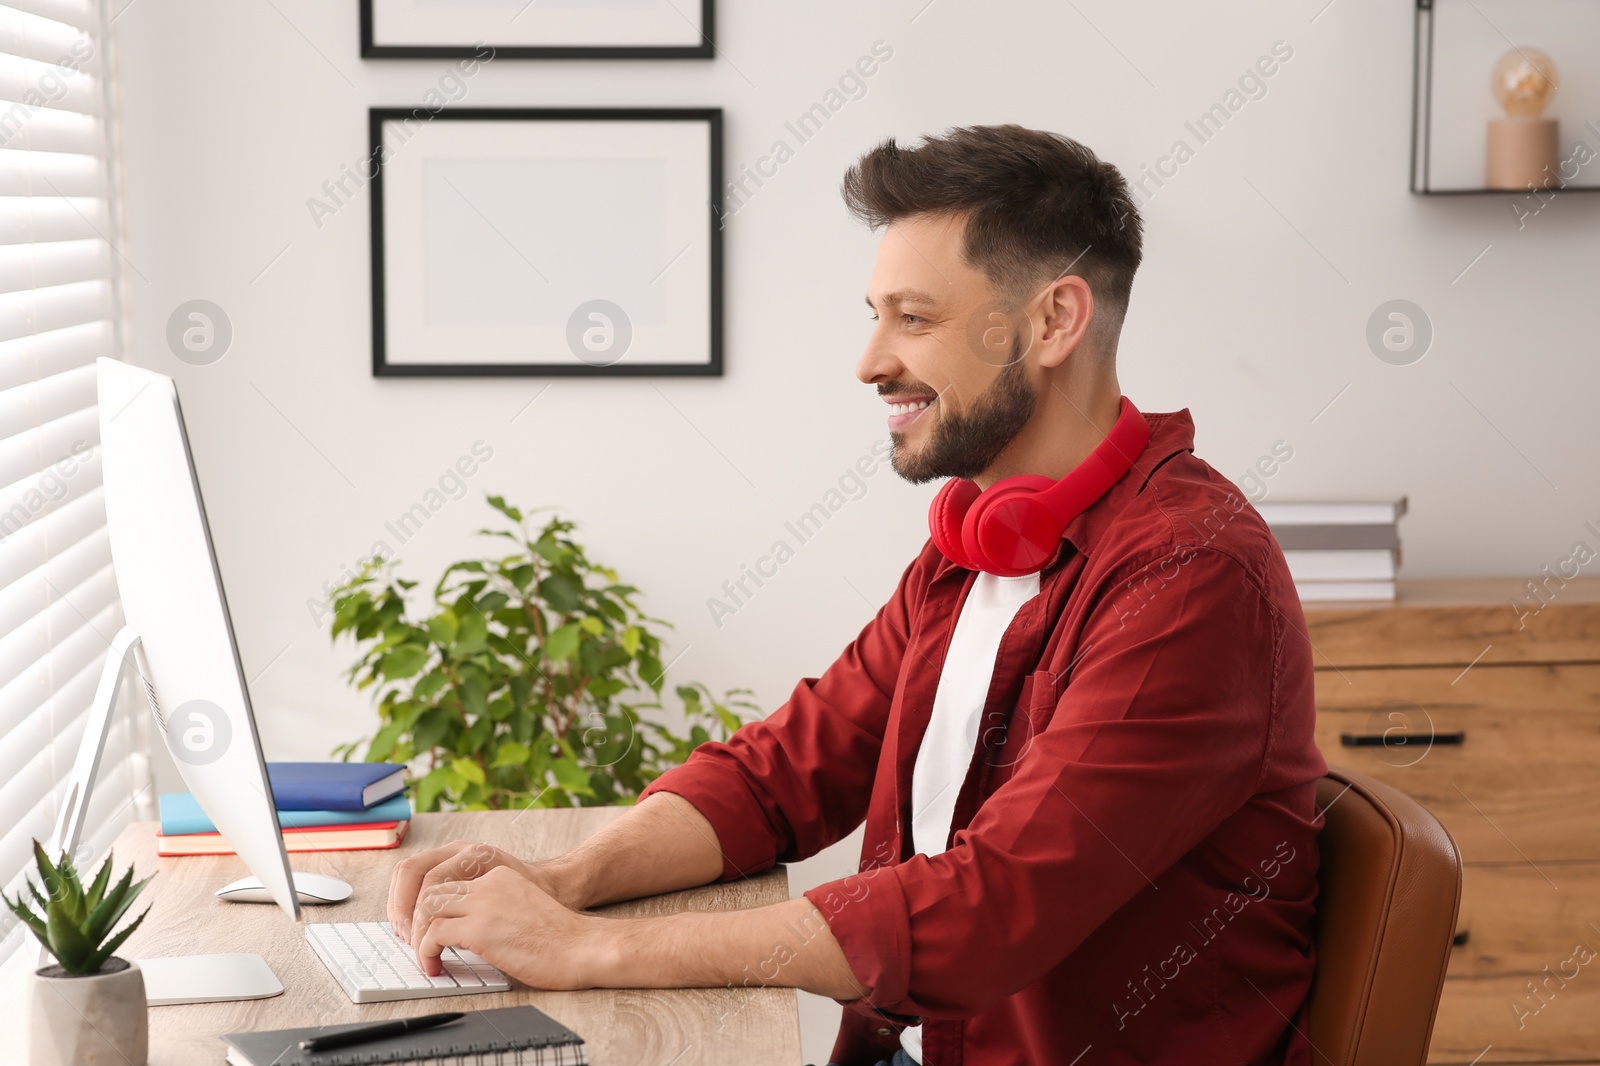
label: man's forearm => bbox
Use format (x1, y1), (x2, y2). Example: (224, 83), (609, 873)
(538, 791), (728, 909)
(594, 896), (865, 1000)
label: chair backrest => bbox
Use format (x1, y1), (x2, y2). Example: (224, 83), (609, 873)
(1305, 765), (1463, 1066)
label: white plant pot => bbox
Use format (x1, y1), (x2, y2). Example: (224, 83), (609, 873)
(30, 956), (148, 1066)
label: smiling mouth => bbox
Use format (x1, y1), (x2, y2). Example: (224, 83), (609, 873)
(885, 395), (937, 430)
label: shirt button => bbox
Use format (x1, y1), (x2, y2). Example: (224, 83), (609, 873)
(875, 1027), (893, 1036)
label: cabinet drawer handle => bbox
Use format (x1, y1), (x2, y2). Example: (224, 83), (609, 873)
(1339, 731), (1465, 747)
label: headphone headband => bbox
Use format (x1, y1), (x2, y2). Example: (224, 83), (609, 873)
(1031, 396), (1151, 526)
(927, 397), (1150, 576)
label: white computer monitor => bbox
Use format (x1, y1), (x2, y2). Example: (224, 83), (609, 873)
(41, 359), (306, 1001)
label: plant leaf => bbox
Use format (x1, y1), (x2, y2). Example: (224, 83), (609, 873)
(381, 644), (430, 680)
(550, 757), (594, 797)
(450, 757), (486, 786)
(538, 574), (583, 614)
(46, 901), (94, 972)
(425, 611), (459, 645)
(83, 852), (114, 912)
(457, 679), (488, 720)
(485, 495), (523, 522)
(456, 610), (489, 654)
(84, 866), (150, 946)
(544, 622), (581, 663)
(490, 740), (531, 768)
(415, 766), (450, 813)
(82, 905), (149, 974)
(2, 887), (47, 944)
(412, 707), (452, 752)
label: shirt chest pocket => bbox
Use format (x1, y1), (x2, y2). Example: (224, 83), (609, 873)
(976, 667), (1063, 782)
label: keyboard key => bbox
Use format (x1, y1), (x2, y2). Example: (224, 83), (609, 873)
(442, 963), (482, 987)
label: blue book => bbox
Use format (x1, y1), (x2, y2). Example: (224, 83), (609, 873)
(265, 762), (407, 811)
(158, 792), (413, 836)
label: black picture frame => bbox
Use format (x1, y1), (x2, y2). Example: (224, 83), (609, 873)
(370, 107), (723, 378)
(359, 0), (714, 60)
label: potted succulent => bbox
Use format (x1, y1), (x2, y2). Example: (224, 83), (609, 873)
(328, 496), (757, 811)
(3, 840), (152, 1066)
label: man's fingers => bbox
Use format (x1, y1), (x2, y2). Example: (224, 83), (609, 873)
(411, 852), (492, 933)
(411, 878), (473, 954)
(387, 842), (469, 940)
(415, 914), (469, 977)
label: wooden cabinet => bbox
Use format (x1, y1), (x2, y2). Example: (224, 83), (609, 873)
(1305, 578), (1600, 1065)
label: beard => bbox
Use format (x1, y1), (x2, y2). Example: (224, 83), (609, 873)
(890, 334), (1036, 484)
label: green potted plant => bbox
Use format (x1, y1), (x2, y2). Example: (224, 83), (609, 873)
(3, 840), (152, 1066)
(328, 497), (757, 811)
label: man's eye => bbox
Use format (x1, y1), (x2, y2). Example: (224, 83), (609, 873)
(902, 314), (924, 325)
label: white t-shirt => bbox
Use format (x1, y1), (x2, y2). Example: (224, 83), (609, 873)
(900, 570), (1042, 1063)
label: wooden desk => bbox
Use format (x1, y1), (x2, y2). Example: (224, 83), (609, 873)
(14, 810), (801, 1066)
(1305, 577), (1600, 1064)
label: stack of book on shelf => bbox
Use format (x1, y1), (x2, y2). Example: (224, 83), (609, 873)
(157, 762), (410, 857)
(1256, 498), (1407, 603)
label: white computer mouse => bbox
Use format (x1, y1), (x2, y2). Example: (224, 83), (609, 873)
(216, 872), (353, 905)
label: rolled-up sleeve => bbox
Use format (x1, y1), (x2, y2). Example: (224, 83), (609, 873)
(640, 542), (939, 880)
(803, 547), (1280, 1018)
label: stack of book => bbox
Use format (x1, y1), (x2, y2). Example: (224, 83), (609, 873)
(1257, 498), (1407, 603)
(157, 762), (411, 857)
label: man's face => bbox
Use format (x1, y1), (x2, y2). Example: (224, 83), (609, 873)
(857, 212), (1037, 484)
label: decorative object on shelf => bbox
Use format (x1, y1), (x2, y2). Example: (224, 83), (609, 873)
(327, 495), (756, 812)
(3, 841), (151, 1066)
(360, 0), (713, 59)
(369, 108), (723, 377)
(1409, 0), (1599, 196)
(1485, 48), (1559, 190)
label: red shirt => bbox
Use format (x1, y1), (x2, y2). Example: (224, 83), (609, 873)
(641, 408), (1328, 1066)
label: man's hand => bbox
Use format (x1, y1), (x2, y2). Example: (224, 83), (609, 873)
(389, 839), (573, 943)
(410, 870), (860, 1000)
(410, 866), (610, 988)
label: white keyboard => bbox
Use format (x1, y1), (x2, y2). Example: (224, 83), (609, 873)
(305, 921), (511, 1003)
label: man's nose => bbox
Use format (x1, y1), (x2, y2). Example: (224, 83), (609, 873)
(856, 329), (903, 385)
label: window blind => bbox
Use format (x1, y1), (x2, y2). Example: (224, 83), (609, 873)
(0, 0), (147, 964)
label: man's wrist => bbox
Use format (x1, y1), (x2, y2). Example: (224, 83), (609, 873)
(525, 854), (592, 911)
(586, 912), (639, 987)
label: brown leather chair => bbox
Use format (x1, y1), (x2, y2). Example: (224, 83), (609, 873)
(1305, 765), (1463, 1066)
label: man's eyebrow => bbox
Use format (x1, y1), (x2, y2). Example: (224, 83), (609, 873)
(865, 288), (940, 310)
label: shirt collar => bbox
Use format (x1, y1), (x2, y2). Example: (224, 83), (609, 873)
(1060, 407), (1195, 560)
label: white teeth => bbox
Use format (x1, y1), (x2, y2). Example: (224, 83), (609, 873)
(889, 400), (932, 416)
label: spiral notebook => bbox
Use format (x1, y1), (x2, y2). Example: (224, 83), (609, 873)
(222, 1005), (586, 1065)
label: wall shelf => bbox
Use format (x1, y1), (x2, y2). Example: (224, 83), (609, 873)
(1410, 0), (1600, 196)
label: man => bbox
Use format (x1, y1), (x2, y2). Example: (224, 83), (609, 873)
(388, 124), (1328, 1066)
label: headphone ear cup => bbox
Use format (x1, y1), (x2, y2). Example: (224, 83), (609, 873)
(929, 479), (983, 570)
(963, 476), (1059, 577)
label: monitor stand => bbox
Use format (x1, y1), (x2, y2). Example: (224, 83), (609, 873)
(42, 626), (283, 1003)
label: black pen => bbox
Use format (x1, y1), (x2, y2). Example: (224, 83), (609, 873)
(298, 1011), (466, 1053)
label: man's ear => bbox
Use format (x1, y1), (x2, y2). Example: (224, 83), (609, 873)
(1035, 275), (1094, 370)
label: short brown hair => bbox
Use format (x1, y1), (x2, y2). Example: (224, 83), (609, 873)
(841, 124), (1142, 333)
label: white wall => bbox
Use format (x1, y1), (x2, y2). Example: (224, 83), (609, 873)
(112, 1), (1600, 1060)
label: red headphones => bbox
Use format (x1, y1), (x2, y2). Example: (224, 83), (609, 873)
(928, 396), (1151, 577)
